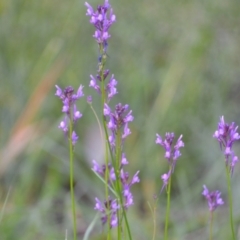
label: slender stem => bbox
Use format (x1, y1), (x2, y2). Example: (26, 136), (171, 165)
(152, 198), (158, 240)
(209, 211), (213, 240)
(89, 104), (104, 145)
(99, 44), (112, 239)
(122, 205), (132, 240)
(148, 198), (158, 240)
(164, 171), (172, 240)
(225, 165), (236, 240)
(115, 131), (122, 240)
(113, 129), (132, 240)
(69, 121), (77, 240)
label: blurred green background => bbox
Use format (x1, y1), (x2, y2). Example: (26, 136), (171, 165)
(1, 0), (240, 239)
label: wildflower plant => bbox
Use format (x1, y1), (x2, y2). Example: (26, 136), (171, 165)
(156, 132), (184, 240)
(213, 116), (240, 240)
(55, 85), (84, 240)
(85, 1), (139, 239)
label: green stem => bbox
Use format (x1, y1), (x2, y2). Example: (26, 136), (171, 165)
(152, 198), (158, 240)
(116, 130), (122, 240)
(225, 165), (236, 240)
(69, 121), (77, 240)
(98, 44), (112, 239)
(164, 171), (172, 240)
(209, 211), (213, 240)
(113, 129), (132, 240)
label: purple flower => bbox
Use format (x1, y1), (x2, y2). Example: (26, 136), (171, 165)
(92, 160), (116, 182)
(87, 95), (92, 104)
(156, 133), (184, 162)
(71, 131), (78, 145)
(92, 160), (103, 174)
(85, 0), (116, 50)
(92, 160), (140, 210)
(106, 74), (118, 100)
(156, 132), (184, 191)
(89, 75), (101, 93)
(55, 85), (84, 145)
(94, 197), (119, 228)
(202, 185), (224, 212)
(213, 116), (240, 174)
(104, 103), (134, 148)
(156, 133), (184, 167)
(58, 117), (68, 133)
(121, 153), (128, 165)
(88, 72), (118, 101)
(120, 169), (140, 209)
(160, 171), (171, 192)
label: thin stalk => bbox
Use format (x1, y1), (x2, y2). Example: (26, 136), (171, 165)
(89, 104), (104, 145)
(115, 130), (132, 240)
(99, 46), (112, 239)
(164, 171), (172, 240)
(209, 211), (213, 240)
(69, 121), (77, 240)
(152, 199), (158, 240)
(225, 165), (236, 240)
(115, 130), (122, 240)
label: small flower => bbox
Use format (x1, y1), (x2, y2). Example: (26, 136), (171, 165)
(106, 74), (118, 100)
(55, 85), (63, 98)
(156, 132), (184, 170)
(92, 160), (103, 174)
(202, 185), (224, 212)
(88, 72), (118, 101)
(121, 153), (128, 165)
(89, 75), (101, 93)
(91, 160), (115, 181)
(73, 105), (82, 122)
(94, 197), (119, 228)
(120, 169), (140, 209)
(94, 197), (105, 213)
(156, 132), (184, 192)
(87, 95), (92, 104)
(104, 103), (134, 147)
(130, 171), (140, 185)
(58, 117), (68, 133)
(213, 116), (240, 174)
(72, 131), (78, 145)
(160, 171), (171, 192)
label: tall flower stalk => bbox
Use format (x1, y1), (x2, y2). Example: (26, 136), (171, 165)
(156, 133), (184, 240)
(85, 1), (139, 239)
(55, 85), (84, 240)
(213, 116), (240, 240)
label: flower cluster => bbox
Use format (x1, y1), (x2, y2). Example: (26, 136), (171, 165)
(213, 116), (240, 174)
(120, 169), (140, 208)
(156, 132), (184, 191)
(55, 85), (84, 145)
(104, 103), (134, 148)
(89, 72), (118, 101)
(85, 0), (116, 51)
(93, 161), (140, 227)
(92, 160), (116, 182)
(202, 185), (224, 212)
(94, 197), (119, 228)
